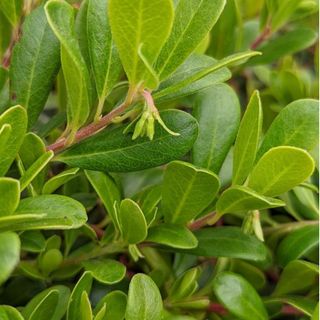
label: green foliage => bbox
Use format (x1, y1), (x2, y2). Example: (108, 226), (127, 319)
(0, 0), (318, 319)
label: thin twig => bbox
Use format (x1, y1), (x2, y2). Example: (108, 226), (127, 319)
(251, 25), (271, 49)
(188, 211), (218, 231)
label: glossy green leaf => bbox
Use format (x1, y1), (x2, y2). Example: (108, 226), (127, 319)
(248, 28), (318, 65)
(20, 230), (46, 253)
(0, 195), (87, 232)
(126, 274), (163, 320)
(154, 51), (259, 103)
(57, 110), (198, 172)
(192, 84), (240, 173)
(19, 133), (47, 194)
(87, 0), (121, 107)
(0, 178), (19, 217)
(108, 0), (173, 89)
(67, 272), (93, 320)
(213, 272), (268, 320)
(83, 259), (126, 284)
(274, 260), (319, 296)
(155, 0), (226, 80)
(22, 285), (70, 320)
(10, 6), (60, 128)
(42, 167), (79, 194)
(248, 146), (315, 197)
(216, 186), (285, 214)
(19, 151), (54, 192)
(94, 291), (127, 320)
(233, 90), (263, 185)
(45, 0), (90, 137)
(84, 170), (121, 226)
(0, 105), (27, 176)
(0, 232), (20, 285)
(188, 227), (268, 261)
(118, 199), (147, 244)
(154, 54), (230, 104)
(162, 161), (220, 224)
(146, 224), (198, 249)
(0, 0), (23, 26)
(276, 224), (319, 267)
(0, 306), (24, 320)
(258, 99), (319, 158)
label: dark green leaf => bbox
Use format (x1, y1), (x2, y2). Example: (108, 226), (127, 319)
(188, 227), (268, 261)
(162, 161), (220, 224)
(192, 84), (240, 173)
(276, 224), (319, 267)
(57, 110), (198, 172)
(10, 6), (60, 128)
(213, 272), (268, 320)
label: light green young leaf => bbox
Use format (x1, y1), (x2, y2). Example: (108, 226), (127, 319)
(22, 285), (70, 320)
(216, 186), (285, 214)
(84, 170), (121, 227)
(45, 0), (90, 139)
(87, 0), (121, 118)
(155, 0), (226, 80)
(0, 195), (87, 232)
(19, 133), (47, 194)
(192, 84), (240, 173)
(146, 224), (198, 249)
(258, 99), (319, 159)
(188, 227), (268, 261)
(81, 291), (93, 320)
(248, 146), (315, 197)
(274, 260), (319, 296)
(0, 306), (24, 320)
(0, 0), (23, 26)
(57, 110), (198, 172)
(94, 291), (127, 320)
(213, 272), (268, 320)
(276, 224), (319, 267)
(154, 54), (231, 104)
(233, 91), (263, 185)
(83, 259), (126, 285)
(0, 178), (20, 217)
(162, 161), (220, 224)
(0, 124), (12, 154)
(0, 105), (27, 176)
(117, 199), (147, 244)
(67, 272), (93, 320)
(108, 0), (174, 89)
(247, 28), (317, 65)
(126, 274), (163, 320)
(19, 151), (54, 192)
(94, 305), (106, 320)
(42, 167), (79, 194)
(0, 232), (20, 285)
(10, 6), (60, 129)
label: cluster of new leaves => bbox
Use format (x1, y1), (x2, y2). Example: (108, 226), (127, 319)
(0, 0), (318, 319)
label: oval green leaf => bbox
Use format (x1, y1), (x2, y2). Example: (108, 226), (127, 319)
(146, 224), (198, 249)
(57, 110), (198, 172)
(248, 146), (315, 197)
(162, 161), (220, 224)
(0, 178), (19, 217)
(213, 272), (268, 320)
(126, 274), (163, 320)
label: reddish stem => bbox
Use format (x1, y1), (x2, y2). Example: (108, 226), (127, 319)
(281, 305), (304, 316)
(188, 211), (217, 231)
(207, 303), (227, 315)
(90, 224), (104, 239)
(251, 25), (271, 50)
